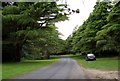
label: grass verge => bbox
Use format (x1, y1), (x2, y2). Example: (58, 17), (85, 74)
(2, 55), (60, 79)
(66, 54), (118, 71)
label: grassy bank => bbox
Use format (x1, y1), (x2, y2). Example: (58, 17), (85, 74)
(2, 55), (60, 79)
(66, 54), (118, 71)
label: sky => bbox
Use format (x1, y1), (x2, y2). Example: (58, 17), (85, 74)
(55, 0), (97, 40)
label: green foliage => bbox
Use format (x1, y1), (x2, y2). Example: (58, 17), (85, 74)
(2, 6), (20, 15)
(21, 24), (65, 59)
(96, 1), (120, 53)
(2, 2), (70, 62)
(66, 1), (119, 56)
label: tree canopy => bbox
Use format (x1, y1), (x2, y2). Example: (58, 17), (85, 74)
(66, 1), (120, 57)
(2, 2), (73, 62)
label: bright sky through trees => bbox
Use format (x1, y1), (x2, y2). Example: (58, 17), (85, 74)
(56, 0), (97, 40)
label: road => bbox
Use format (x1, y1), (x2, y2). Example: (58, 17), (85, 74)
(13, 56), (86, 79)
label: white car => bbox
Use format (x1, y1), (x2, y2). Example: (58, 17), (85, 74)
(86, 54), (96, 61)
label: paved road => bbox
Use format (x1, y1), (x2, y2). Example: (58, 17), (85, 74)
(13, 56), (86, 79)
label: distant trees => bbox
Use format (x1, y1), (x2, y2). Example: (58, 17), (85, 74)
(66, 1), (120, 57)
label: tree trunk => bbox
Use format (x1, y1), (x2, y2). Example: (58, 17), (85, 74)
(14, 43), (22, 62)
(43, 50), (50, 59)
(2, 43), (22, 62)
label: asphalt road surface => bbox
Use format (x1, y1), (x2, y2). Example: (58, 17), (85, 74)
(13, 56), (86, 79)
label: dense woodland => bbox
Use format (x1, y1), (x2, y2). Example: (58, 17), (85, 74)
(2, 2), (79, 62)
(2, 1), (120, 62)
(65, 1), (120, 57)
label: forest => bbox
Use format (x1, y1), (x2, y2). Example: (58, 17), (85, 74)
(2, 1), (120, 62)
(65, 1), (120, 57)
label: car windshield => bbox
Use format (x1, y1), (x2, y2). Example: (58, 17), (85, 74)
(87, 54), (94, 56)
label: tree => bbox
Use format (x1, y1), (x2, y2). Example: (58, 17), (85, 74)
(96, 1), (120, 55)
(66, 1), (119, 57)
(2, 2), (70, 62)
